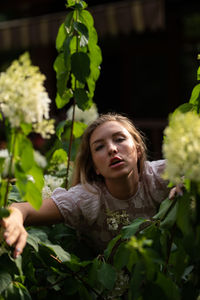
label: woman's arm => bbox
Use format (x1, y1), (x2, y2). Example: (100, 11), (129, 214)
(1, 198), (64, 258)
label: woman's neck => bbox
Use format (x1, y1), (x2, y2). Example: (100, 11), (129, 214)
(105, 171), (139, 200)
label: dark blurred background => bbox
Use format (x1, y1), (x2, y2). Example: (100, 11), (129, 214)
(0, 0), (200, 159)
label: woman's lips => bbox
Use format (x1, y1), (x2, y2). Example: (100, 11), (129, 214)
(109, 157), (124, 168)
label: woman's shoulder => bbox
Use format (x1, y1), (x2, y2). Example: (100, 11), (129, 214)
(51, 182), (101, 202)
(143, 159), (166, 177)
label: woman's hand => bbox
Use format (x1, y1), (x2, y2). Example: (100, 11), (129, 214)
(169, 184), (184, 200)
(0, 198), (63, 258)
(1, 207), (28, 258)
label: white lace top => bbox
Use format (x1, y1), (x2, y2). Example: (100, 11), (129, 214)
(51, 160), (169, 253)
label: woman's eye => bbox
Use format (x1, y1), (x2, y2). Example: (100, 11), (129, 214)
(95, 144), (104, 151)
(116, 137), (125, 143)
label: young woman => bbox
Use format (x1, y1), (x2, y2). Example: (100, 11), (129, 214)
(1, 113), (171, 258)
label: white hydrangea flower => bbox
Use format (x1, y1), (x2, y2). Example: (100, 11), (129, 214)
(66, 103), (98, 125)
(106, 210), (130, 231)
(0, 149), (13, 177)
(44, 174), (64, 192)
(0, 52), (54, 138)
(42, 185), (52, 200)
(163, 111), (200, 184)
(42, 174), (64, 200)
(33, 150), (47, 169)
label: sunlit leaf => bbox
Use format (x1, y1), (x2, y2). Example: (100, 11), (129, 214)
(73, 121), (87, 138)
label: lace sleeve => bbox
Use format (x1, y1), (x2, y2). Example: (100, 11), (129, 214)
(142, 160), (170, 204)
(51, 184), (101, 228)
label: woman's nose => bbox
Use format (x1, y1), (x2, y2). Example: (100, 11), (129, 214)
(107, 143), (118, 155)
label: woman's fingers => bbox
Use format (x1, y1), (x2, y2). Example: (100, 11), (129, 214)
(1, 214), (28, 258)
(169, 184), (184, 200)
(13, 229), (28, 258)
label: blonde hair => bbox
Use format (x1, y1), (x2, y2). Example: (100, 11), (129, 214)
(72, 113), (147, 186)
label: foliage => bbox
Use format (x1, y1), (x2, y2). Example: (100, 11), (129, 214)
(0, 0), (200, 299)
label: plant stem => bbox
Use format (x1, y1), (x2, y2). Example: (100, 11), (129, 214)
(65, 5), (79, 190)
(65, 101), (76, 189)
(3, 129), (17, 207)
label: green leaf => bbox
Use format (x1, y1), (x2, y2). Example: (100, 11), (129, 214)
(41, 243), (71, 262)
(104, 234), (122, 260)
(156, 272), (180, 300)
(0, 179), (9, 207)
(176, 193), (193, 235)
(26, 233), (40, 252)
(20, 123), (32, 136)
(0, 271), (12, 294)
(113, 241), (130, 270)
(55, 90), (73, 109)
(121, 217), (147, 239)
(63, 277), (80, 295)
(73, 121), (87, 138)
(129, 261), (144, 299)
(8, 185), (22, 203)
(15, 163), (28, 197)
(74, 88), (91, 110)
(189, 83), (200, 112)
(160, 201), (178, 229)
(197, 65), (200, 81)
(78, 284), (92, 300)
(4, 282), (31, 300)
(54, 53), (70, 103)
(20, 139), (34, 172)
(10, 255), (23, 282)
(0, 112), (3, 121)
(56, 120), (68, 140)
(71, 52), (90, 83)
(172, 103), (194, 116)
(56, 23), (67, 51)
(79, 10), (94, 28)
(63, 35), (73, 67)
(73, 21), (89, 47)
(51, 148), (68, 164)
(0, 207), (10, 219)
(97, 262), (117, 290)
(66, 0), (76, 8)
(25, 181), (42, 210)
(153, 198), (173, 220)
(28, 165), (44, 191)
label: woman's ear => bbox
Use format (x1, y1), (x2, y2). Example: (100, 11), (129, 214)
(96, 169), (100, 175)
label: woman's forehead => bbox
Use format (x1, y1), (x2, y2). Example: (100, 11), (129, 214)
(90, 121), (132, 143)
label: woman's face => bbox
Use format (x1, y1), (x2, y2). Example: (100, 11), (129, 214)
(90, 121), (140, 182)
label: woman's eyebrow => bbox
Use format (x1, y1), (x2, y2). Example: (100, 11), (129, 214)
(91, 138), (104, 145)
(91, 131), (124, 145)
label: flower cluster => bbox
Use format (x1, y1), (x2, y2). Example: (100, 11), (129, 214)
(0, 52), (54, 138)
(106, 210), (130, 231)
(163, 111), (200, 184)
(66, 103), (99, 125)
(33, 150), (47, 169)
(42, 174), (64, 199)
(0, 149), (47, 178)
